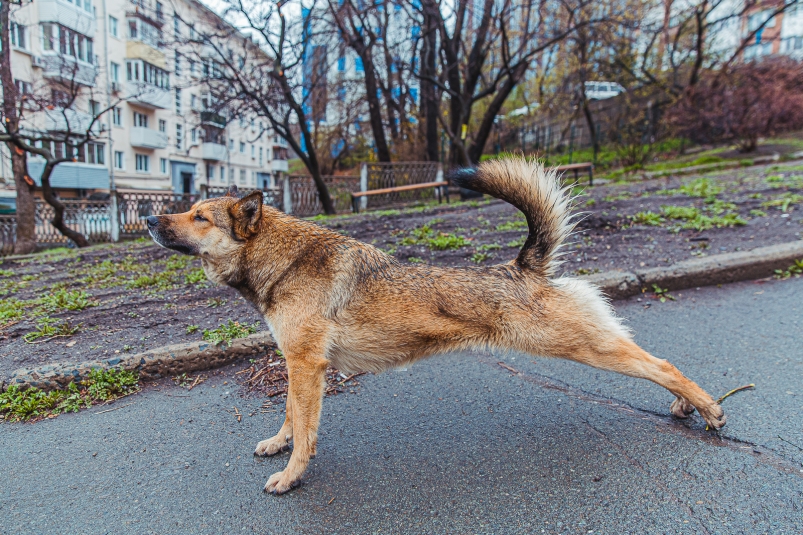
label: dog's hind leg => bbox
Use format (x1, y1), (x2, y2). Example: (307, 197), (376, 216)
(567, 337), (726, 429)
(263, 335), (328, 494)
(534, 279), (726, 429)
(254, 395), (293, 457)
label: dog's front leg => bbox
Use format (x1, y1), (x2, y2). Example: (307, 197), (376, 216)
(255, 395), (293, 456)
(264, 346), (328, 494)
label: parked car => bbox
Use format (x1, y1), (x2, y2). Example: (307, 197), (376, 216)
(584, 81), (626, 100)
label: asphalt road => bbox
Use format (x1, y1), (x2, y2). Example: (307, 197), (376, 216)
(1, 276), (802, 535)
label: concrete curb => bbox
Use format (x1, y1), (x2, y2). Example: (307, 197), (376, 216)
(586, 241), (803, 300)
(5, 332), (275, 392)
(4, 241), (802, 393)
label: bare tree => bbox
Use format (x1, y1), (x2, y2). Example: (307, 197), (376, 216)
(187, 1), (341, 213)
(0, 0), (36, 253)
(0, 4), (126, 247)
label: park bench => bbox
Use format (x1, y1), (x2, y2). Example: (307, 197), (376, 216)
(351, 181), (450, 213)
(554, 162), (594, 186)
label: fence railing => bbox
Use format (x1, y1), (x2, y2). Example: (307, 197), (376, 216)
(0, 163), (443, 254)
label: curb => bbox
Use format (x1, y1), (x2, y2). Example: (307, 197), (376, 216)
(5, 332), (275, 392)
(586, 241), (803, 300)
(4, 241), (802, 393)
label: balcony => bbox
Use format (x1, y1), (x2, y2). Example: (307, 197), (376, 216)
(271, 159), (289, 172)
(202, 143), (227, 161)
(130, 126), (168, 149)
(38, 0), (96, 38)
(201, 111), (226, 128)
(44, 108), (96, 133)
(41, 55), (97, 87)
(126, 81), (171, 109)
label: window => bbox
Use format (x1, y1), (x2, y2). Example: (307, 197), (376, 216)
(112, 107), (122, 126)
(191, 128), (197, 143)
(89, 100), (100, 117)
(10, 22), (27, 49)
(189, 59), (197, 77)
(135, 154), (150, 172)
(14, 80), (32, 96)
(252, 171), (256, 186)
(114, 151), (124, 169)
(251, 145), (255, 158)
(239, 169), (246, 184)
(190, 94), (197, 110)
(189, 24), (196, 40)
(87, 142), (105, 164)
(109, 16), (118, 37)
(41, 23), (94, 62)
(155, 2), (163, 21)
(229, 167), (235, 182)
(126, 60), (169, 88)
(220, 166), (226, 182)
(355, 57), (364, 72)
(176, 124), (183, 149)
(128, 19), (138, 39)
(160, 158), (167, 173)
(158, 119), (166, 132)
(133, 112), (148, 127)
(259, 147), (263, 166)
(229, 138), (234, 150)
(239, 141), (245, 153)
(175, 88), (181, 114)
(175, 53), (181, 76)
(110, 62), (120, 82)
(207, 164), (214, 181)
(173, 15), (180, 38)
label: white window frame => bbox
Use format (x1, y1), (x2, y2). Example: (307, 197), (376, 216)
(114, 150), (125, 169)
(135, 153), (150, 172)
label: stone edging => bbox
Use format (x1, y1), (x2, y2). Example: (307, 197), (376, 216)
(4, 241), (802, 392)
(586, 241), (803, 300)
(4, 332), (275, 392)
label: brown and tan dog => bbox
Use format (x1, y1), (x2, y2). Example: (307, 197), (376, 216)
(147, 159), (725, 494)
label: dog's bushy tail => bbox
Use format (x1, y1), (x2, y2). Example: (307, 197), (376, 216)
(450, 159), (575, 277)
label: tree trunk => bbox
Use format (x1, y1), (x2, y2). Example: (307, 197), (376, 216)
(421, 3), (439, 162)
(39, 162), (90, 247)
(11, 148), (37, 254)
(360, 52), (392, 162)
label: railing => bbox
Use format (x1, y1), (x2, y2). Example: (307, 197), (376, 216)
(0, 215), (16, 256)
(205, 186), (283, 209)
(278, 175), (360, 217)
(363, 162), (440, 210)
(116, 190), (200, 238)
(36, 200), (114, 244)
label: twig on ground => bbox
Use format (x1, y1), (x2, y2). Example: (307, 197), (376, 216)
(498, 362), (520, 375)
(717, 384), (755, 404)
(233, 406), (242, 423)
(95, 402), (134, 414)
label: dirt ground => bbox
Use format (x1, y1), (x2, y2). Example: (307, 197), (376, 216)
(1, 161), (801, 383)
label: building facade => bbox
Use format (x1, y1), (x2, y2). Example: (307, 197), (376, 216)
(1, 0), (288, 204)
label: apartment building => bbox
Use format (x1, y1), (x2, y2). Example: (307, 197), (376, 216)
(0, 0), (289, 204)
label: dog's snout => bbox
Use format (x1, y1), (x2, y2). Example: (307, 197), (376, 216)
(146, 216), (159, 230)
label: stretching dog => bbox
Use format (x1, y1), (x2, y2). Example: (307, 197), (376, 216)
(147, 159), (726, 494)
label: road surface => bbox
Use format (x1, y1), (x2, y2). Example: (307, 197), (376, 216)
(1, 276), (802, 534)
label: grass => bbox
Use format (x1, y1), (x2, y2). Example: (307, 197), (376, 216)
(23, 318), (81, 344)
(400, 220), (470, 251)
(202, 320), (260, 345)
(775, 259), (803, 279)
(0, 368), (140, 422)
(630, 211), (664, 226)
(660, 204), (747, 231)
(762, 193), (803, 212)
(471, 252), (493, 263)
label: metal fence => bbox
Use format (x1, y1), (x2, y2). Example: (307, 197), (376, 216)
(0, 163), (442, 254)
(363, 162), (440, 209)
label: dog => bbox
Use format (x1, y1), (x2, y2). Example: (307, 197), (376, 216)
(147, 159), (726, 494)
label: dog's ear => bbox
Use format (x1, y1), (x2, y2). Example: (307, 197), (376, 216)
(226, 184), (239, 198)
(229, 190), (263, 238)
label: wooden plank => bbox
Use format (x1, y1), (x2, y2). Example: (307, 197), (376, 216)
(352, 181), (447, 197)
(554, 162), (593, 171)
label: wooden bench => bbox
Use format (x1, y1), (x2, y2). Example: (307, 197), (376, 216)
(555, 162), (594, 186)
(351, 181), (450, 213)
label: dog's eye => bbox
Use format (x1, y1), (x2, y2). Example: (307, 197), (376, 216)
(194, 214), (207, 222)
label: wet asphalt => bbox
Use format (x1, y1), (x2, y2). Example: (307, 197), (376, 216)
(1, 276), (802, 535)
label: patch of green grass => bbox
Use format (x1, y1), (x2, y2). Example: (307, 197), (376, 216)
(471, 252), (493, 263)
(127, 272), (175, 291)
(630, 211), (664, 226)
(775, 259), (803, 279)
(651, 284), (676, 303)
(585, 199), (597, 207)
(495, 219), (528, 231)
(678, 178), (723, 199)
(762, 193), (803, 212)
(476, 243), (503, 251)
(37, 288), (95, 313)
(186, 325), (199, 334)
(0, 298), (25, 324)
(749, 209), (768, 218)
(507, 236), (526, 248)
(425, 233), (469, 250)
(23, 318), (81, 344)
(202, 320), (260, 345)
(206, 297), (227, 308)
(184, 267), (207, 285)
(407, 256), (424, 263)
(661, 205), (700, 221)
(0, 268), (14, 277)
(0, 368), (140, 422)
(603, 192), (632, 202)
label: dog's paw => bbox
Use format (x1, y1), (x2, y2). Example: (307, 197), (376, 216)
(698, 403), (727, 430)
(254, 435), (291, 457)
(264, 470), (300, 495)
(670, 397), (695, 419)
